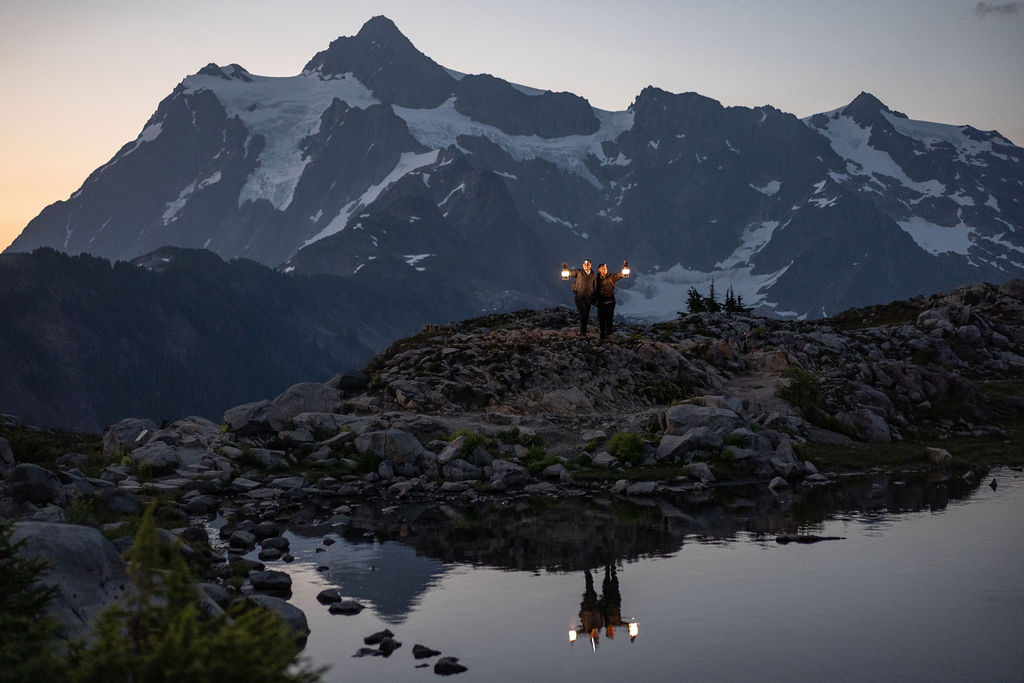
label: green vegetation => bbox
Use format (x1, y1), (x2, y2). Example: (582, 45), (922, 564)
(606, 432), (645, 467)
(67, 507), (324, 683)
(0, 521), (66, 680)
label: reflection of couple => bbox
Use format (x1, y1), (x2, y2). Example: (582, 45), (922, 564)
(578, 566), (627, 646)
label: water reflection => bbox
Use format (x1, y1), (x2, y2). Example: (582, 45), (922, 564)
(274, 468), (1021, 681)
(571, 566), (634, 651)
(320, 469), (990, 573)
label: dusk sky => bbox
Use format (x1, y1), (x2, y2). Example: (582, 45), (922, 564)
(2, 0), (1021, 252)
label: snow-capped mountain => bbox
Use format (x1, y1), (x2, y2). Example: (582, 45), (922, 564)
(8, 16), (1023, 320)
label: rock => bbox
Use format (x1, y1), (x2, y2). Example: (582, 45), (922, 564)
(102, 418), (158, 456)
(681, 462), (715, 484)
(223, 400), (272, 434)
(625, 481), (659, 496)
(776, 533), (844, 544)
(435, 656), (468, 675)
(663, 403), (744, 436)
(355, 429), (430, 477)
(926, 446), (952, 467)
(7, 463), (67, 506)
(365, 629), (395, 645)
(768, 476), (789, 491)
(12, 522), (128, 643)
(97, 488), (141, 514)
(266, 382), (342, 431)
(442, 458), (483, 482)
(244, 594), (309, 640)
(316, 588), (342, 604)
(413, 643), (442, 659)
(489, 459), (530, 489)
(248, 569), (292, 596)
(329, 600), (365, 615)
(848, 408), (891, 443)
(378, 636), (402, 656)
(590, 451), (617, 468)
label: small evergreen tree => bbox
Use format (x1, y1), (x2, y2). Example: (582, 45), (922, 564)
(0, 521), (67, 681)
(684, 286), (704, 314)
(68, 506), (325, 683)
(703, 279), (721, 313)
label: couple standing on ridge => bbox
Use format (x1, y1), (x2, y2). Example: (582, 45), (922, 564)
(562, 258), (630, 341)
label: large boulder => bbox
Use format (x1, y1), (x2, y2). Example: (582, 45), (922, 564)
(266, 382), (342, 431)
(102, 418), (159, 457)
(223, 400), (272, 435)
(12, 522), (128, 643)
(6, 463), (67, 506)
(663, 403), (745, 436)
(354, 429), (430, 477)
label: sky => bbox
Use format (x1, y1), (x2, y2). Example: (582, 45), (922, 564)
(1, 0), (1022, 253)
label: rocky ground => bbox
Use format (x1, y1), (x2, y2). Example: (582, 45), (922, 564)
(3, 279), (1023, 655)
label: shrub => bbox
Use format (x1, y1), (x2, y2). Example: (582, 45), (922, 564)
(67, 507), (324, 683)
(606, 432), (644, 467)
(778, 367), (825, 418)
(0, 521), (66, 679)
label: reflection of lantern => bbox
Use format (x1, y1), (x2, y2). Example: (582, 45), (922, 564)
(568, 629), (577, 643)
(628, 622), (639, 638)
(561, 264), (571, 280)
(621, 260), (630, 277)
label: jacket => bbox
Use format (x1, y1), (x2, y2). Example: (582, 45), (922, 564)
(595, 272), (624, 303)
(569, 269), (597, 301)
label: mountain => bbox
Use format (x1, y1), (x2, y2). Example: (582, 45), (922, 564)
(7, 15), (1024, 323)
(0, 246), (468, 432)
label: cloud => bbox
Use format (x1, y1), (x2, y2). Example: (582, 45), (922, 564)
(975, 1), (1021, 15)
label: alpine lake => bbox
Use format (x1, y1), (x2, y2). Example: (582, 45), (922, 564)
(222, 466), (1024, 682)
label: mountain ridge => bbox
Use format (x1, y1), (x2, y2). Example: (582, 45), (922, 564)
(6, 16), (1023, 326)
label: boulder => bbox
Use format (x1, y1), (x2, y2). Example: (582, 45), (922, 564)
(926, 446), (952, 467)
(102, 417), (159, 457)
(489, 459), (530, 489)
(848, 409), (891, 443)
(12, 522), (128, 643)
(354, 429), (430, 477)
(244, 594), (309, 640)
(266, 382), (342, 431)
(223, 399), (272, 434)
(663, 403), (745, 436)
(7, 463), (67, 506)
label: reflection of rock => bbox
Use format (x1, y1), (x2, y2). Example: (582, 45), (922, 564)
(339, 471), (988, 571)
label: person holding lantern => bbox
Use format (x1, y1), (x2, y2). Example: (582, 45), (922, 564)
(595, 260), (630, 341)
(561, 259), (597, 335)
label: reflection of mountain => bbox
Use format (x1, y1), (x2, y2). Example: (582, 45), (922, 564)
(339, 473), (987, 571)
(287, 530), (447, 623)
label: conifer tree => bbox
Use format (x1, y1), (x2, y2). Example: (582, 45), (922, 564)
(0, 521), (66, 681)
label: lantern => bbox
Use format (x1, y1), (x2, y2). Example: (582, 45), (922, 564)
(561, 263), (571, 280)
(621, 260), (630, 277)
(568, 629), (577, 643)
(628, 621), (639, 639)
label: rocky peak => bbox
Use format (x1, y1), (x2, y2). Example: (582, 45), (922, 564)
(302, 15), (456, 109)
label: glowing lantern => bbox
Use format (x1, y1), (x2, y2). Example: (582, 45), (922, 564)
(621, 260), (630, 277)
(628, 621), (639, 638)
(561, 263), (571, 280)
(568, 629), (577, 643)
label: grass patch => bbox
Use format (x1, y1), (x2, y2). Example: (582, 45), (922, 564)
(796, 428), (1024, 472)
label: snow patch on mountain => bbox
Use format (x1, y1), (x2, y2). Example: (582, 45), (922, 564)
(303, 149), (439, 246)
(185, 70), (379, 211)
(162, 171), (222, 225)
(898, 216), (973, 255)
(395, 101), (633, 187)
(812, 112), (945, 196)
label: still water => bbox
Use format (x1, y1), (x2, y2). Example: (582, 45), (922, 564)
(265, 468), (1023, 682)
